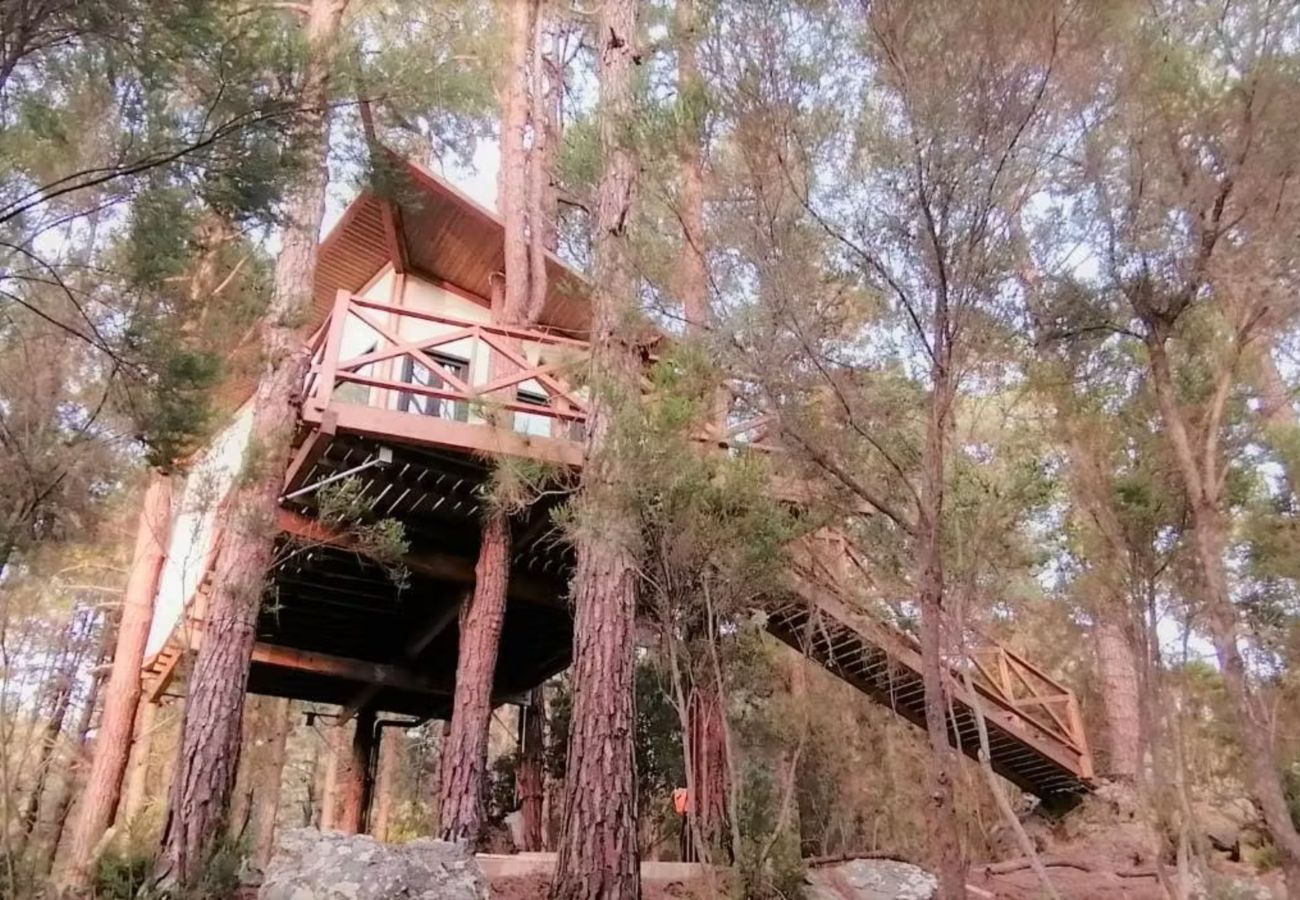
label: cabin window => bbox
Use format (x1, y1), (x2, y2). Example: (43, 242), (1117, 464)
(514, 385), (552, 437)
(335, 341), (377, 406)
(398, 353), (469, 422)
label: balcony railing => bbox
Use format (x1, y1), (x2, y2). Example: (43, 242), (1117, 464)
(300, 290), (592, 462)
(299, 290), (775, 464)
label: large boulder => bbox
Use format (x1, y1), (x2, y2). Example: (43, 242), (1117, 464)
(259, 828), (488, 900)
(805, 858), (938, 900)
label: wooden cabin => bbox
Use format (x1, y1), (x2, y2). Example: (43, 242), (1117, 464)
(142, 161), (591, 800)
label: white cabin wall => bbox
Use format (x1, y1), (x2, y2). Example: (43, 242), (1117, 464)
(145, 402), (256, 657)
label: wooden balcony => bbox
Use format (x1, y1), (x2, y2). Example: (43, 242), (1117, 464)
(296, 289), (593, 472)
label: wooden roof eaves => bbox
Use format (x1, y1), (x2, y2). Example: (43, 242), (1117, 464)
(395, 153), (594, 294)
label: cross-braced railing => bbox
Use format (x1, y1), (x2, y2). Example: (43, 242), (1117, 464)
(299, 290), (779, 462)
(787, 532), (1094, 789)
(301, 290), (591, 452)
(963, 637), (1091, 767)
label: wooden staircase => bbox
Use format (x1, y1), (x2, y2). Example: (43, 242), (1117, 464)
(764, 583), (1094, 803)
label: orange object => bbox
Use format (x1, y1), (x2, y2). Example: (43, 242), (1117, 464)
(672, 787), (689, 815)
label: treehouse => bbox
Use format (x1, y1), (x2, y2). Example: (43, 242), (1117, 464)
(139, 155), (1095, 835)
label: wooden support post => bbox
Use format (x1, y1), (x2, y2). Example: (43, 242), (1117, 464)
(337, 708), (377, 835)
(372, 725), (401, 842)
(320, 722), (346, 831)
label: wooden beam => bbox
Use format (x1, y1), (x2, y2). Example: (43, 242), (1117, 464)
(249, 642), (449, 696)
(380, 201), (409, 274)
(283, 428), (332, 496)
(337, 597), (465, 724)
(301, 401), (583, 468)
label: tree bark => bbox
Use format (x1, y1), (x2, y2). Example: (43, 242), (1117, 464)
(1145, 333), (1300, 888)
(674, 0), (709, 332)
(517, 689), (546, 851)
(42, 613), (115, 876)
(17, 607), (91, 855)
(1094, 618), (1141, 781)
(551, 1), (642, 897)
(439, 513), (511, 843)
(499, 0), (533, 323)
(253, 697), (292, 866)
(917, 333), (965, 896)
(154, 0), (347, 886)
(525, 0), (550, 322)
(121, 698), (159, 823)
(338, 708), (376, 835)
(58, 473), (172, 891)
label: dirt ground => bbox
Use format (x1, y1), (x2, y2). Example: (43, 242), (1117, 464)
(490, 874), (706, 899)
(490, 863), (1284, 899)
(967, 867), (1165, 899)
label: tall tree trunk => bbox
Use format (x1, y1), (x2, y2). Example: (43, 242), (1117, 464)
(122, 698), (159, 823)
(673, 0), (729, 859)
(674, 0), (708, 332)
(439, 513), (511, 842)
(1146, 333), (1300, 888)
(42, 613), (115, 876)
(1095, 618), (1141, 781)
(155, 0), (347, 886)
(517, 689), (546, 851)
(440, 0), (548, 846)
(917, 345), (965, 897)
(254, 697), (292, 866)
(499, 0), (533, 323)
(525, 0), (550, 322)
(58, 473), (172, 891)
(551, 1), (642, 897)
(16, 607), (91, 855)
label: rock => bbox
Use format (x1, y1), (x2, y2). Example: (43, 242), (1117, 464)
(259, 828), (488, 900)
(1207, 872), (1275, 900)
(805, 858), (938, 900)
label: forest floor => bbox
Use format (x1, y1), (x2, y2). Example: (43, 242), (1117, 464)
(484, 860), (1284, 899)
(489, 874), (706, 899)
(967, 866), (1165, 898)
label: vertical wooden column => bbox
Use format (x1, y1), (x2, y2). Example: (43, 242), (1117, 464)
(320, 721), (347, 830)
(337, 708), (377, 834)
(371, 724), (401, 842)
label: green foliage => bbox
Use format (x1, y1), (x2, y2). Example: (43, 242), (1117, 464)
(315, 477), (411, 586)
(93, 846), (154, 900)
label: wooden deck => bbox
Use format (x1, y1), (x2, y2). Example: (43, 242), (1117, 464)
(147, 289), (1093, 800)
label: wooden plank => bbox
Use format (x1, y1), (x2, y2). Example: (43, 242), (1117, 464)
(250, 642), (449, 696)
(311, 290), (351, 413)
(346, 305), (476, 395)
(322, 401), (584, 468)
(380, 201), (409, 274)
(336, 326), (477, 372)
(283, 429), (331, 496)
(333, 371), (585, 421)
